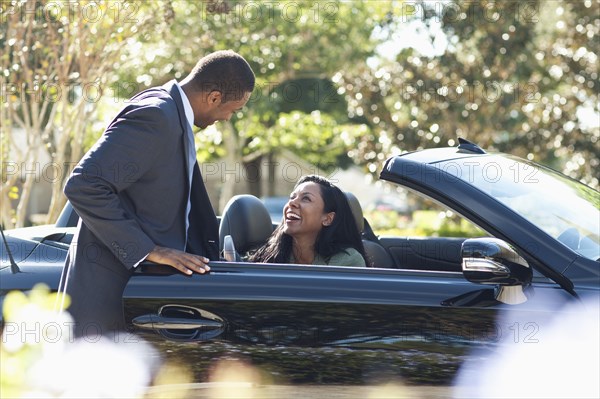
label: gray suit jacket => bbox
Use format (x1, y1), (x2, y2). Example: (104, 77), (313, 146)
(62, 81), (219, 334)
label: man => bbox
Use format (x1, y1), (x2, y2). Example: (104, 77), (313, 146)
(60, 50), (255, 337)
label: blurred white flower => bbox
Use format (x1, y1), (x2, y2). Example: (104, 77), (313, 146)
(2, 284), (162, 398)
(453, 296), (600, 399)
(26, 336), (159, 398)
(2, 303), (74, 354)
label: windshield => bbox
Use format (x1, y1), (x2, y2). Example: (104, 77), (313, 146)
(437, 155), (600, 261)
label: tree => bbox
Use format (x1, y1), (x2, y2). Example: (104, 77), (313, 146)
(337, 0), (599, 188)
(1, 0), (169, 227)
(114, 0), (392, 209)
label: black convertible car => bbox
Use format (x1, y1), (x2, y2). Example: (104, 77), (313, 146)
(1, 139), (599, 386)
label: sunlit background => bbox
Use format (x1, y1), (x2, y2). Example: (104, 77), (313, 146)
(1, 0), (598, 230)
(1, 1), (598, 397)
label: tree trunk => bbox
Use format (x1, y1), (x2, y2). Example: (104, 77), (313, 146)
(244, 155), (263, 198)
(218, 122), (240, 214)
(1, 168), (21, 229)
(45, 172), (68, 224)
(265, 153), (277, 197)
(14, 160), (36, 228)
(45, 100), (87, 224)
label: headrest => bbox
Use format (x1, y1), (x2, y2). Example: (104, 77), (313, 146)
(219, 195), (273, 254)
(344, 192), (364, 233)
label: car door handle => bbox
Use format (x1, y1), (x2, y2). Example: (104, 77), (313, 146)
(132, 314), (223, 330)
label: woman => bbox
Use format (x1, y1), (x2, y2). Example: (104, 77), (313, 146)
(249, 175), (369, 267)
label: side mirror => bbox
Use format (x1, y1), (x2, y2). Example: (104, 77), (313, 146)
(461, 238), (532, 304)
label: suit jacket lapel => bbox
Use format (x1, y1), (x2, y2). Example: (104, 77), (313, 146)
(187, 165), (220, 259)
(163, 80), (220, 259)
(165, 80), (194, 186)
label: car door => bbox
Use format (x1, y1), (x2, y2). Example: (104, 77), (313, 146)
(122, 261), (573, 385)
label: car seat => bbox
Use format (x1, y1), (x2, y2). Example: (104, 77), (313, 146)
(219, 194), (274, 259)
(345, 192), (395, 268)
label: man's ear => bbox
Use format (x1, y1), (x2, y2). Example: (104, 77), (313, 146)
(206, 90), (222, 107)
(322, 212), (335, 227)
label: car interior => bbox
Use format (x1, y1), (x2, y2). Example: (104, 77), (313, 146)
(218, 193), (466, 271)
(56, 197), (466, 271)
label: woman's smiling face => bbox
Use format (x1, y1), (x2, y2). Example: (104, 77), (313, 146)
(282, 182), (334, 240)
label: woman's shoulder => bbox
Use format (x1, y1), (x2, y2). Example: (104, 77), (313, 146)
(328, 247), (367, 267)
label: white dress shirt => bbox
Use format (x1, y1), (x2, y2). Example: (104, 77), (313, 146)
(176, 83), (196, 251)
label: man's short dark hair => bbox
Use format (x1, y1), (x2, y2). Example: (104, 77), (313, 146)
(188, 50), (255, 102)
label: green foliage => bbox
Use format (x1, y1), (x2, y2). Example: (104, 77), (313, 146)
(117, 1), (390, 87)
(337, 0), (599, 188)
(1, 0), (173, 226)
(195, 76), (366, 167)
(113, 0), (390, 171)
(4, 0), (598, 223)
(249, 78), (350, 126)
(242, 110), (368, 171)
(1, 0), (168, 107)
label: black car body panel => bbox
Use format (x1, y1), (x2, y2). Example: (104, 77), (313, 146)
(122, 262), (574, 384)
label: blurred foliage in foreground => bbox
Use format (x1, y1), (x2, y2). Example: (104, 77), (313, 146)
(0, 284), (193, 398)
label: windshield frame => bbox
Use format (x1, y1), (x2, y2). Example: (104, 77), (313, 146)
(433, 154), (600, 261)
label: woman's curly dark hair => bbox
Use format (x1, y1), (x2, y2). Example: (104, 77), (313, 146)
(249, 175), (369, 265)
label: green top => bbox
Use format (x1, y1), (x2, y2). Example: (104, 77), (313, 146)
(289, 247), (367, 267)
